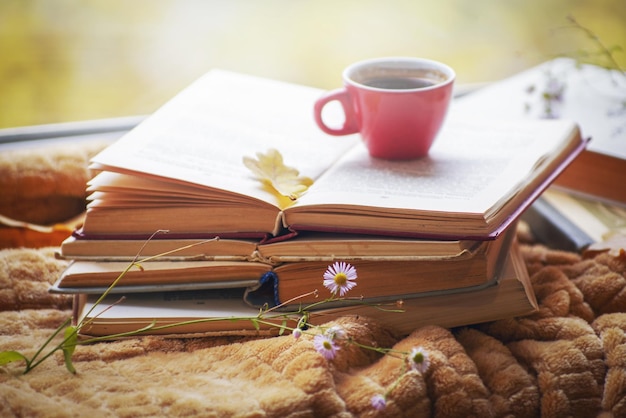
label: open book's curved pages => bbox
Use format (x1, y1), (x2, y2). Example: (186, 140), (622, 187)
(81, 69), (586, 241)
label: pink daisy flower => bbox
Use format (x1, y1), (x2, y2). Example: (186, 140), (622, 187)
(313, 334), (340, 360)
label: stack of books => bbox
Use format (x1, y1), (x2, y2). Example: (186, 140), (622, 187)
(52, 69), (586, 336)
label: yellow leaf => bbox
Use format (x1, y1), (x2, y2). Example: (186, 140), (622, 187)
(243, 149), (313, 201)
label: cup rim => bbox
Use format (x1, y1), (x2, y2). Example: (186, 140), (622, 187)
(343, 56), (455, 92)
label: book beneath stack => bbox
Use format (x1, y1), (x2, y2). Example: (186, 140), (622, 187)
(75, 241), (536, 337)
(52, 227), (515, 307)
(523, 189), (626, 252)
(54, 69), (586, 336)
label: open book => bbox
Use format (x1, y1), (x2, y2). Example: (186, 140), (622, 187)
(453, 58), (626, 206)
(52, 226), (515, 307)
(81, 70), (586, 241)
(74, 241), (537, 337)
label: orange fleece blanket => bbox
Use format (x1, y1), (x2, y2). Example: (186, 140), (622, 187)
(3, 237), (626, 417)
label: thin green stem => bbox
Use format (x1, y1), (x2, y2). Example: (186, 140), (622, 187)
(346, 338), (406, 358)
(2, 232), (409, 375)
(564, 14), (625, 77)
(23, 317), (73, 373)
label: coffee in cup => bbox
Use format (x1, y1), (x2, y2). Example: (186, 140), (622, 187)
(313, 57), (455, 160)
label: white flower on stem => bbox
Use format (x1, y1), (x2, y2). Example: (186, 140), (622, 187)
(325, 325), (347, 341)
(323, 261), (357, 297)
(407, 346), (430, 374)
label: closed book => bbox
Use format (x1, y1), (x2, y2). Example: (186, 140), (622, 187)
(74, 241), (536, 337)
(523, 189), (626, 251)
(52, 225), (516, 308)
(59, 231), (496, 262)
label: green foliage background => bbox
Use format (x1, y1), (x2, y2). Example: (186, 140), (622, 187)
(0, 0), (624, 128)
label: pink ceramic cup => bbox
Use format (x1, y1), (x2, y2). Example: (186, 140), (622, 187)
(313, 57), (455, 160)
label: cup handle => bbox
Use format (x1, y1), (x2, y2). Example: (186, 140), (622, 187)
(313, 88), (359, 136)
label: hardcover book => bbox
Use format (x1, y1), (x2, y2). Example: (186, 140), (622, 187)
(60, 232), (493, 262)
(523, 189), (626, 251)
(52, 226), (516, 307)
(452, 57), (626, 205)
(79, 69), (586, 242)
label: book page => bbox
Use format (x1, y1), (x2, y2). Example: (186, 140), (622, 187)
(452, 58), (626, 159)
(90, 70), (359, 206)
(80, 288), (261, 321)
(295, 115), (579, 214)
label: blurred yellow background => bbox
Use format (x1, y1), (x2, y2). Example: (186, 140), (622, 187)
(1, 0), (624, 129)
